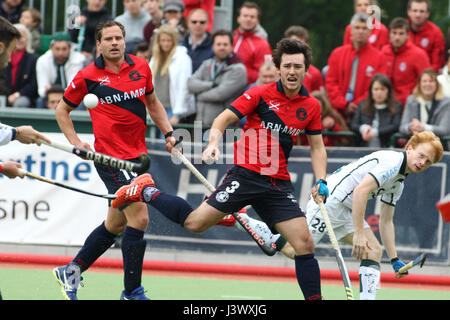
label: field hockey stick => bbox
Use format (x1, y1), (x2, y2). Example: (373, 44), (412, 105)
(0, 123), (151, 174)
(18, 169), (116, 200)
(318, 200), (354, 300)
(398, 253), (428, 274)
(171, 138), (277, 256)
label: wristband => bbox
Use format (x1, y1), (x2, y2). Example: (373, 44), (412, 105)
(390, 257), (399, 263)
(0, 162), (3, 173)
(164, 131), (173, 139)
(315, 179), (327, 185)
(11, 128), (17, 141)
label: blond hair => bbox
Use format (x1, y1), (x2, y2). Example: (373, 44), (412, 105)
(151, 24), (178, 76)
(413, 68), (445, 101)
(405, 131), (444, 163)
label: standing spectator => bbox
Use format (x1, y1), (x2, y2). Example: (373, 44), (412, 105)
(18, 8), (41, 54)
(437, 50), (450, 97)
(3, 23), (37, 108)
(343, 0), (389, 50)
(180, 8), (213, 73)
(233, 1), (272, 85)
(182, 0), (215, 32)
(188, 29), (247, 128)
(69, 0), (111, 60)
(45, 84), (64, 110)
(161, 0), (188, 39)
(326, 13), (384, 123)
(115, 0), (151, 54)
(36, 32), (85, 108)
(380, 17), (431, 106)
(284, 25), (324, 93)
(399, 69), (450, 146)
(142, 0), (163, 45)
(407, 0), (446, 72)
(149, 24), (195, 127)
(351, 73), (402, 147)
(0, 0), (26, 24)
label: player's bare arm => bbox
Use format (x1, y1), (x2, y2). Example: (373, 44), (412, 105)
(55, 100), (92, 150)
(145, 92), (173, 138)
(202, 109), (239, 162)
(351, 174), (378, 260)
(14, 126), (51, 145)
(307, 134), (328, 202)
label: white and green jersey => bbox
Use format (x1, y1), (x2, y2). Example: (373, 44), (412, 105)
(328, 150), (407, 208)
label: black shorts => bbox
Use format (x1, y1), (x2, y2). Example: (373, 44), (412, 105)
(94, 156), (144, 209)
(207, 165), (305, 232)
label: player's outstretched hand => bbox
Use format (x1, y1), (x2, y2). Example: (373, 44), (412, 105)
(391, 257), (408, 279)
(15, 125), (51, 145)
(0, 161), (25, 179)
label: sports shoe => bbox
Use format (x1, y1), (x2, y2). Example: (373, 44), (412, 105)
(112, 173), (155, 208)
(53, 264), (83, 300)
(120, 286), (150, 300)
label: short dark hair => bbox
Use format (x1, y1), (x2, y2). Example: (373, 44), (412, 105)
(0, 16), (21, 48)
(239, 2), (261, 19)
(389, 17), (410, 32)
(407, 0), (430, 11)
(211, 29), (234, 45)
(95, 20), (126, 42)
(46, 84), (65, 97)
(284, 25), (309, 42)
(272, 38), (312, 71)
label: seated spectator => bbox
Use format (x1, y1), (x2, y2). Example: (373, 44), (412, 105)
(161, 0), (188, 40)
(36, 32), (85, 108)
(115, 0), (151, 54)
(407, 0), (446, 72)
(350, 73), (402, 147)
(399, 69), (450, 147)
(437, 50), (450, 97)
(299, 91), (352, 146)
(343, 0), (389, 50)
(381, 17), (431, 106)
(69, 0), (111, 60)
(45, 84), (64, 110)
(233, 2), (272, 86)
(0, 0), (26, 24)
(134, 42), (150, 61)
(182, 0), (215, 32)
(149, 24), (195, 129)
(143, 0), (163, 45)
(3, 23), (37, 108)
(18, 8), (41, 54)
(284, 25), (324, 93)
(188, 29), (247, 128)
(180, 8), (213, 73)
(326, 13), (384, 123)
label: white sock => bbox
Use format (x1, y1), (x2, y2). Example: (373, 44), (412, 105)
(359, 260), (381, 300)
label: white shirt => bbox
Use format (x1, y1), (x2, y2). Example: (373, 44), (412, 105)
(328, 150), (407, 208)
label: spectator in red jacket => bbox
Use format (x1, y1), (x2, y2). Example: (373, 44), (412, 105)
(343, 0), (389, 50)
(407, 0), (446, 72)
(381, 17), (431, 106)
(233, 1), (272, 85)
(284, 25), (324, 93)
(182, 0), (215, 32)
(325, 13), (384, 123)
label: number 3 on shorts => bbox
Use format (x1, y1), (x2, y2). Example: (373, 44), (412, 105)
(225, 181), (240, 193)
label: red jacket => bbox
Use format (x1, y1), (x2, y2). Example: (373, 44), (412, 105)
(183, 0), (215, 32)
(409, 20), (446, 72)
(233, 29), (273, 85)
(380, 41), (431, 106)
(303, 64), (324, 93)
(343, 22), (389, 50)
(325, 43), (385, 113)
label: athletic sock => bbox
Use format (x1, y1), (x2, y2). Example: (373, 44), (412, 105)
(359, 259), (381, 300)
(121, 226), (146, 296)
(72, 221), (116, 273)
(142, 188), (193, 226)
(294, 254), (322, 300)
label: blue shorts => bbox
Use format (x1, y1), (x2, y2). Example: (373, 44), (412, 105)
(94, 156), (144, 209)
(206, 165), (305, 232)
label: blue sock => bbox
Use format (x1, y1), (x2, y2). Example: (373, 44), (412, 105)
(142, 188), (193, 226)
(121, 226), (146, 295)
(294, 254), (322, 300)
(72, 222), (116, 273)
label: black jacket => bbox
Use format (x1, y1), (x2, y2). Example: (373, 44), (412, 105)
(181, 32), (214, 73)
(0, 0), (26, 24)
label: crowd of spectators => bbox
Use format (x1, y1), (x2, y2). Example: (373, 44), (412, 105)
(0, 0), (449, 149)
